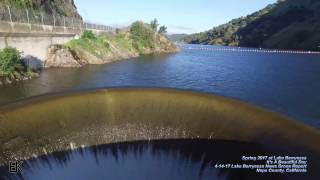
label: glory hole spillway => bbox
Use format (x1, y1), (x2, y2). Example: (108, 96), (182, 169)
(0, 88), (319, 177)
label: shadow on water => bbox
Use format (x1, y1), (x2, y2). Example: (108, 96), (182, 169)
(0, 139), (306, 180)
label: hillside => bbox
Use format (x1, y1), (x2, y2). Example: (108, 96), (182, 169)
(167, 34), (188, 42)
(0, 0), (81, 19)
(184, 0), (320, 51)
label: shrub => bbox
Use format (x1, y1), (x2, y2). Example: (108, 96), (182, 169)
(0, 47), (21, 75)
(130, 21), (155, 50)
(81, 30), (96, 40)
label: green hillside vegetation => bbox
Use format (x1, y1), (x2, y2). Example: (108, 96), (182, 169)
(0, 0), (33, 9)
(66, 21), (178, 60)
(184, 0), (320, 51)
(67, 31), (111, 59)
(0, 0), (82, 18)
(67, 21), (156, 58)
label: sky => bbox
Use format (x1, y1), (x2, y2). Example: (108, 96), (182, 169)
(74, 0), (277, 34)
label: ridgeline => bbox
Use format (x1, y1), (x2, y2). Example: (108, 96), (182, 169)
(184, 0), (320, 51)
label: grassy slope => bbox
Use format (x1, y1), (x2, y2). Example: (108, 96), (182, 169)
(66, 22), (178, 64)
(184, 0), (320, 51)
(67, 34), (112, 59)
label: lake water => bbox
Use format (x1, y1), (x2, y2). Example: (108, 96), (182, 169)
(0, 139), (312, 180)
(0, 44), (319, 127)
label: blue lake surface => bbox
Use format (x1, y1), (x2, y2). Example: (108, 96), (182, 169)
(0, 45), (319, 127)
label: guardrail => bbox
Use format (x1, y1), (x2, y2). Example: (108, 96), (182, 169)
(0, 5), (115, 33)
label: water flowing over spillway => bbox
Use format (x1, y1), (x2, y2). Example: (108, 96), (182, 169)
(0, 88), (319, 179)
(0, 140), (297, 180)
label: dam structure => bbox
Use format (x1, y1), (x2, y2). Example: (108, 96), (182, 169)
(0, 5), (115, 68)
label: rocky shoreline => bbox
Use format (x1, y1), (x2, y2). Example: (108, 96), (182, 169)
(0, 71), (39, 86)
(45, 44), (179, 68)
(44, 32), (180, 68)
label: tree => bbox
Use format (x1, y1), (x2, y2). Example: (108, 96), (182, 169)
(130, 21), (155, 50)
(158, 25), (167, 34)
(150, 18), (159, 32)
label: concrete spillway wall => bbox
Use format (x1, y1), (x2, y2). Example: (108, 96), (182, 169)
(0, 21), (77, 68)
(0, 21), (112, 68)
(0, 88), (319, 176)
(0, 33), (75, 66)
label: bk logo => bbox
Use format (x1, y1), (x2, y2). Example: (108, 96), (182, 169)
(9, 161), (23, 173)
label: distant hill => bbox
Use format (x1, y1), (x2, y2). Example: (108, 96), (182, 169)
(0, 0), (82, 19)
(184, 0), (320, 51)
(167, 34), (188, 42)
